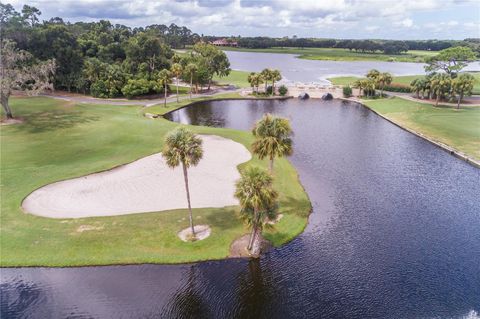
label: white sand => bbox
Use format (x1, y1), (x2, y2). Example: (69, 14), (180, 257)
(22, 135), (251, 218)
(178, 225), (211, 242)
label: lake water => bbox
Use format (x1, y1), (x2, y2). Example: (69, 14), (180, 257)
(224, 51), (480, 85)
(2, 99), (479, 318)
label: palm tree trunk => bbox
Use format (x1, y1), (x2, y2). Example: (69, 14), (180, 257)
(176, 77), (179, 103)
(272, 80), (275, 96)
(247, 207), (259, 251)
(457, 92), (463, 109)
(1, 92), (13, 119)
(190, 74), (193, 99)
(182, 162), (195, 237)
(269, 157), (274, 174)
(435, 94), (440, 107)
(164, 83), (167, 107)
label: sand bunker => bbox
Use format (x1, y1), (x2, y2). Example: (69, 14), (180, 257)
(22, 135), (251, 218)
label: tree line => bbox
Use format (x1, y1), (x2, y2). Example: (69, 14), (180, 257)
(212, 36), (480, 56)
(349, 47), (477, 109)
(0, 4), (209, 94)
(1, 3), (231, 118)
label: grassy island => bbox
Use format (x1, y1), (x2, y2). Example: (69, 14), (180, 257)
(0, 96), (310, 267)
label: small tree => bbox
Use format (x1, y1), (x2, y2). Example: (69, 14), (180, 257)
(430, 73), (452, 106)
(342, 86), (352, 98)
(260, 68), (272, 93)
(377, 72), (392, 97)
(366, 69), (380, 81)
(252, 114), (293, 173)
(234, 166), (278, 254)
(452, 73), (475, 109)
(410, 78), (424, 99)
(271, 69), (282, 96)
(171, 63), (183, 103)
(185, 63), (197, 99)
(425, 46), (477, 77)
(278, 85), (288, 96)
(162, 127), (203, 238)
(1, 40), (56, 119)
(158, 69), (172, 107)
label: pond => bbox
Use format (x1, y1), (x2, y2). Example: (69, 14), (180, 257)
(2, 99), (480, 318)
(224, 51), (480, 85)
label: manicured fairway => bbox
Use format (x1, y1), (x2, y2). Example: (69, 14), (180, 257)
(0, 97), (310, 266)
(219, 46), (436, 62)
(363, 97), (480, 161)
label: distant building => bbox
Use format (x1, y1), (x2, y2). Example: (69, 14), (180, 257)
(211, 38), (238, 47)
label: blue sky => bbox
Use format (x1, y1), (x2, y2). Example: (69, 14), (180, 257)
(9, 0), (480, 39)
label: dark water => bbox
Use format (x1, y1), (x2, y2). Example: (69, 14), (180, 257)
(2, 99), (480, 318)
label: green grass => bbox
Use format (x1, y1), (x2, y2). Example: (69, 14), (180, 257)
(0, 96), (310, 267)
(213, 70), (251, 88)
(219, 46), (436, 62)
(363, 97), (480, 160)
(328, 72), (480, 95)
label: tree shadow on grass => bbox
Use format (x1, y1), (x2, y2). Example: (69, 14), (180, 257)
(12, 110), (100, 133)
(203, 207), (240, 231)
(279, 196), (312, 218)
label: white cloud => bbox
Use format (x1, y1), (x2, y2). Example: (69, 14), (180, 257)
(7, 0), (478, 39)
(365, 25), (380, 32)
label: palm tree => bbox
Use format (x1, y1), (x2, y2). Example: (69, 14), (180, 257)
(260, 68), (272, 93)
(234, 166), (278, 253)
(185, 63), (198, 100)
(410, 78), (423, 99)
(366, 69), (380, 81)
(253, 73), (264, 93)
(162, 127), (203, 238)
(247, 72), (256, 93)
(430, 73), (452, 107)
(158, 69), (172, 107)
(252, 114), (293, 173)
(452, 73), (475, 109)
(363, 79), (376, 97)
(353, 79), (364, 96)
(271, 69), (282, 96)
(377, 72), (392, 97)
(171, 63), (183, 103)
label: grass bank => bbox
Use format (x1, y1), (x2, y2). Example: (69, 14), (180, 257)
(362, 97), (480, 161)
(0, 96), (310, 267)
(213, 70), (251, 88)
(220, 46), (436, 62)
(329, 72), (480, 94)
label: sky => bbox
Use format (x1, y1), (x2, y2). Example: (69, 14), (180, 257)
(8, 0), (480, 40)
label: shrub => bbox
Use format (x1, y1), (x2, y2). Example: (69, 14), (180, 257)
(278, 85), (288, 96)
(383, 82), (411, 93)
(121, 79), (159, 99)
(90, 80), (109, 98)
(343, 86), (352, 97)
